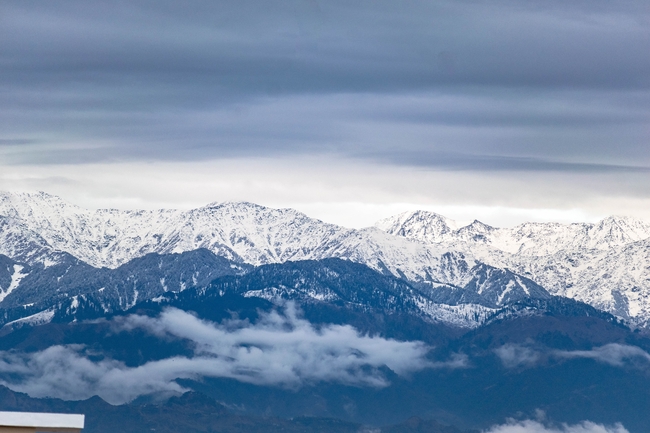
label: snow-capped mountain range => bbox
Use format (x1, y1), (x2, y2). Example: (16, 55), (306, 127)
(0, 191), (649, 327)
(376, 210), (650, 326)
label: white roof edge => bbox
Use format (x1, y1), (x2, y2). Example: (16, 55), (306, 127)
(0, 411), (85, 428)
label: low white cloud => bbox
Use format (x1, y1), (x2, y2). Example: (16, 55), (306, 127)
(495, 343), (650, 369)
(0, 345), (188, 404)
(117, 305), (438, 384)
(554, 343), (650, 367)
(495, 344), (540, 368)
(484, 419), (628, 433)
(0, 306), (458, 404)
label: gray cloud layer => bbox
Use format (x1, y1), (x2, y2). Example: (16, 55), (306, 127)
(1, 0), (649, 171)
(0, 306), (459, 404)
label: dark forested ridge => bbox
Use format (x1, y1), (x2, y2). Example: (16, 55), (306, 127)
(0, 269), (649, 432)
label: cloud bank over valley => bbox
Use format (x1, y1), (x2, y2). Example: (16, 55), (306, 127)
(0, 306), (448, 404)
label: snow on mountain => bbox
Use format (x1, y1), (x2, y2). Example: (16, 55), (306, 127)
(569, 238), (650, 326)
(378, 211), (650, 254)
(0, 264), (28, 303)
(3, 192), (650, 327)
(375, 210), (459, 244)
(376, 210), (650, 326)
(0, 193), (553, 329)
(0, 192), (478, 299)
(0, 215), (59, 265)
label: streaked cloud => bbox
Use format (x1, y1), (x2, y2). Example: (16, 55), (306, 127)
(555, 343), (650, 367)
(494, 344), (540, 368)
(1, 1), (650, 168)
(1, 0), (649, 225)
(0, 306), (464, 404)
(495, 343), (650, 370)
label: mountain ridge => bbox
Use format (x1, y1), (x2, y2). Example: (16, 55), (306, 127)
(1, 191), (650, 326)
(376, 209), (650, 326)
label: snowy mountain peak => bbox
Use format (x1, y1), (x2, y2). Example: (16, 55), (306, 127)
(375, 210), (459, 244)
(202, 200), (268, 211)
(590, 215), (650, 245)
(467, 219), (493, 230)
(0, 191), (83, 218)
(375, 209), (650, 252)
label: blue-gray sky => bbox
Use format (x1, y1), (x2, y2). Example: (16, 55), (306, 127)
(1, 0), (649, 226)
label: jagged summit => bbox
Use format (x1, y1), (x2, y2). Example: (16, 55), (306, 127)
(376, 208), (650, 252)
(377, 211), (500, 246)
(454, 220), (495, 243)
(375, 210), (459, 244)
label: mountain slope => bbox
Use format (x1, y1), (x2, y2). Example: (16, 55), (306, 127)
(377, 210), (650, 326)
(0, 249), (248, 327)
(17, 258), (495, 329)
(35, 259), (581, 335)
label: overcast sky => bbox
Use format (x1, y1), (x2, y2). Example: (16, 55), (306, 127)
(1, 0), (649, 227)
